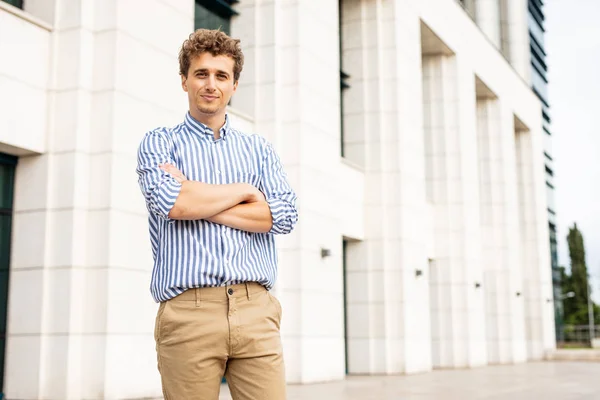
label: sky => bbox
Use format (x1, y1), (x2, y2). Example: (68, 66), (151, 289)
(545, 0), (600, 301)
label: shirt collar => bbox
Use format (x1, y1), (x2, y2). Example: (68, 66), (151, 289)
(184, 112), (231, 140)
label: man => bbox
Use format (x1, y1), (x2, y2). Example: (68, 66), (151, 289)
(136, 29), (298, 400)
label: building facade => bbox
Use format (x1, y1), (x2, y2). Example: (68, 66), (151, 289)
(0, 0), (555, 398)
(525, 0), (561, 342)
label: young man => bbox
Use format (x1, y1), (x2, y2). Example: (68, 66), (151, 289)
(136, 29), (298, 400)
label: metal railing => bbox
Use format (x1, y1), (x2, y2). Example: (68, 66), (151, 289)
(560, 325), (600, 346)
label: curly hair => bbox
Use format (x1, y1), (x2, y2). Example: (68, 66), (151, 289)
(178, 29), (244, 82)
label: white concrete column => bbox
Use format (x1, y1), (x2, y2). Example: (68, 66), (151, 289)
(93, 2), (191, 397)
(498, 103), (528, 364)
(6, 0), (98, 397)
(476, 94), (527, 364)
(499, 0), (530, 82)
(477, 97), (504, 364)
(388, 2), (431, 375)
(341, 0), (386, 376)
(514, 121), (555, 359)
(341, 0), (431, 376)
(475, 0), (501, 48)
(423, 53), (486, 369)
(456, 58), (488, 368)
(234, 0), (364, 383)
(6, 0), (191, 398)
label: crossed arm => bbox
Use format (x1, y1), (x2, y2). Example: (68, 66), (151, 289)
(136, 131), (298, 235)
(159, 163), (273, 233)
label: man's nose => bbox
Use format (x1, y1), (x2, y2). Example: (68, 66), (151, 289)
(205, 75), (216, 91)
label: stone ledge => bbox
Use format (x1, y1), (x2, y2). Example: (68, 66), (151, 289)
(546, 349), (600, 362)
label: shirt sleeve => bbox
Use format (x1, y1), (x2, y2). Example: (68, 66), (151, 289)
(260, 142), (299, 235)
(136, 130), (182, 223)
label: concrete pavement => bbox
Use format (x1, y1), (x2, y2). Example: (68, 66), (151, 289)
(218, 362), (600, 399)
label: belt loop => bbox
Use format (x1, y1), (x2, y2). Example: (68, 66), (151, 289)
(246, 283), (252, 301)
(195, 288), (200, 308)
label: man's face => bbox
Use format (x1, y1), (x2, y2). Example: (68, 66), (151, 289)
(182, 52), (237, 119)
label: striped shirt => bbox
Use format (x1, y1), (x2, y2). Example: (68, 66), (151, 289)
(136, 112), (298, 302)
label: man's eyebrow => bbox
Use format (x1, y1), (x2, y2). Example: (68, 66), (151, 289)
(192, 68), (230, 76)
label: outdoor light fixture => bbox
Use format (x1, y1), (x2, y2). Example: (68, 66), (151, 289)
(415, 269), (423, 277)
(559, 291), (575, 300)
(516, 292), (521, 297)
(475, 282), (481, 289)
(320, 248), (331, 258)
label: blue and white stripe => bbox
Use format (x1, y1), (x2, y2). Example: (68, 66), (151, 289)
(136, 112), (298, 302)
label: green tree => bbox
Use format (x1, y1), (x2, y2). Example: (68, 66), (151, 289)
(563, 223), (597, 325)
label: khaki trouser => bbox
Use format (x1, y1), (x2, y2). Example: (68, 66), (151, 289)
(155, 282), (286, 400)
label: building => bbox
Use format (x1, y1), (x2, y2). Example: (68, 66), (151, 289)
(525, 0), (561, 342)
(0, 0), (556, 398)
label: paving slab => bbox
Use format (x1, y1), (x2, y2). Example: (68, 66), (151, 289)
(217, 362), (600, 399)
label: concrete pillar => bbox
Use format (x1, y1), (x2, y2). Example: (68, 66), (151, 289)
(423, 53), (486, 368)
(475, 0), (501, 48)
(476, 93), (527, 364)
(5, 0), (191, 398)
(341, 0), (431, 375)
(390, 3), (431, 374)
(514, 120), (556, 359)
(498, 102), (528, 364)
(499, 0), (530, 82)
(234, 0), (364, 383)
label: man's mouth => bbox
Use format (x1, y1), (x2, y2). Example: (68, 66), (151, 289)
(200, 94), (218, 101)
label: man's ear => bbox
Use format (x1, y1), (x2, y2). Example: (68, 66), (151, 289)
(181, 74), (188, 92)
(233, 80), (238, 92)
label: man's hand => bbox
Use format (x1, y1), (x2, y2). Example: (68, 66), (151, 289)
(159, 163), (271, 230)
(159, 163), (187, 184)
(160, 163), (265, 203)
(246, 186), (266, 203)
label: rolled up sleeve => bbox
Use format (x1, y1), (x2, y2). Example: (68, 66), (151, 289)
(136, 130), (182, 222)
(260, 143), (298, 235)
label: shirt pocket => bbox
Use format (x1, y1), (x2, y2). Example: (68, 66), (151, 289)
(235, 172), (261, 187)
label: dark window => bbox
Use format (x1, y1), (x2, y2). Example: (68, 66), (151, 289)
(542, 109), (551, 123)
(528, 2), (545, 29)
(531, 60), (548, 84)
(339, 0), (350, 158)
(195, 0), (239, 35)
(1, 0), (23, 9)
(532, 86), (550, 107)
(530, 45), (548, 73)
(528, 0), (544, 22)
(529, 33), (547, 57)
(0, 153), (17, 395)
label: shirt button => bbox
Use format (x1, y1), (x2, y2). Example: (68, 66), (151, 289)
(216, 170), (221, 174)
(228, 288), (234, 295)
(224, 258), (229, 264)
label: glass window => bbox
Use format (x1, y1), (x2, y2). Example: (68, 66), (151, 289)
(528, 13), (545, 47)
(547, 209), (557, 225)
(543, 129), (553, 158)
(531, 67), (549, 104)
(0, 153), (16, 394)
(1, 0), (23, 9)
(528, 2), (545, 30)
(546, 182), (555, 212)
(195, 0), (238, 35)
